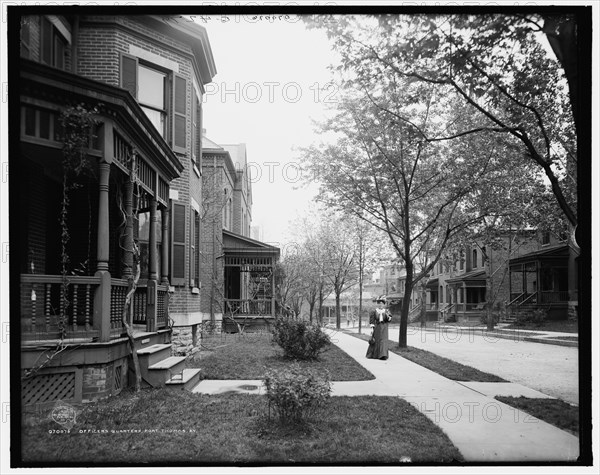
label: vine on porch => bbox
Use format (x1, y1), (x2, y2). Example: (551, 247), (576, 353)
(58, 104), (99, 340)
(23, 104), (99, 381)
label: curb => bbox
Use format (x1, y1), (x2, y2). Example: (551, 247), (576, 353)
(405, 325), (578, 348)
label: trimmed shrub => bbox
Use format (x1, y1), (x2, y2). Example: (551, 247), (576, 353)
(515, 308), (547, 326)
(271, 319), (331, 360)
(264, 364), (331, 423)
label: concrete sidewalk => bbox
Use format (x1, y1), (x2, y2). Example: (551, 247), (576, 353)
(194, 331), (580, 462)
(328, 331), (579, 462)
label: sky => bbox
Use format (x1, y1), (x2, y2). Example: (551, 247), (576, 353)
(199, 15), (340, 249)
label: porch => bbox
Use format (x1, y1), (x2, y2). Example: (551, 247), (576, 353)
(17, 59), (185, 404)
(222, 230), (280, 332)
(508, 245), (570, 320)
(18, 59), (183, 345)
(444, 270), (487, 323)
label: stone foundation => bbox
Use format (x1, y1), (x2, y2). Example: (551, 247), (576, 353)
(171, 319), (223, 355)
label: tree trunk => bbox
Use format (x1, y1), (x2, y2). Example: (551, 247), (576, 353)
(122, 242), (142, 392)
(358, 274), (363, 334)
(399, 281), (412, 348)
(335, 291), (341, 330)
(484, 249), (495, 331)
(419, 282), (427, 328)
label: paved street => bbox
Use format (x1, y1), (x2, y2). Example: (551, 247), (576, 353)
(348, 324), (579, 405)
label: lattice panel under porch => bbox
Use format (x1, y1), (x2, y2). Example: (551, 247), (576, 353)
(22, 372), (76, 406)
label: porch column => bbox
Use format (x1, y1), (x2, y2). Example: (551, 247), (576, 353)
(149, 198), (158, 281)
(146, 198), (158, 332)
(161, 207), (170, 285)
(121, 177), (134, 279)
(94, 159), (111, 342)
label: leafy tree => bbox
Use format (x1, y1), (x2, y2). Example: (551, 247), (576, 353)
(308, 13), (579, 233)
(301, 85), (490, 347)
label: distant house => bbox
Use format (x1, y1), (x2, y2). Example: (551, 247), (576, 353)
(201, 133), (280, 332)
(422, 231), (573, 323)
(15, 13), (216, 404)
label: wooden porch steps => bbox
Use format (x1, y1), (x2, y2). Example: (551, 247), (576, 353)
(137, 344), (202, 391)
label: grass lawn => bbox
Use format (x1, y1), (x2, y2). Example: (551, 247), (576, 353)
(189, 332), (375, 381)
(505, 319), (579, 333)
(494, 396), (579, 437)
(349, 332), (506, 382)
(22, 389), (463, 464)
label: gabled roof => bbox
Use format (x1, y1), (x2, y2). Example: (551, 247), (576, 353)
(202, 135), (223, 150)
(223, 230), (280, 257)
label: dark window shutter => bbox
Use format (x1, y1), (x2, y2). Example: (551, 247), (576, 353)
(41, 18), (52, 65)
(171, 202), (186, 285)
(195, 211), (200, 285)
(191, 93), (197, 163)
(173, 75), (187, 152)
(195, 94), (203, 166)
(121, 54), (138, 98)
(189, 208), (195, 287)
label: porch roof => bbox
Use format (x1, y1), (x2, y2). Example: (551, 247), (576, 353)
(425, 277), (439, 289)
(509, 244), (569, 266)
(446, 270), (486, 287)
(385, 292), (403, 304)
(223, 230), (280, 257)
(20, 58), (184, 180)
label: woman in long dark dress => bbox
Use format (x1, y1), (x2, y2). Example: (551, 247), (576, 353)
(366, 296), (392, 360)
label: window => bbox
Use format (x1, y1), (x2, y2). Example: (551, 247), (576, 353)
(136, 210), (162, 281)
(541, 231), (551, 246)
(20, 18), (31, 58)
(472, 249), (478, 268)
(222, 189), (228, 230)
(21, 105), (100, 149)
(121, 53), (187, 152)
(191, 88), (202, 174)
(459, 251), (464, 271)
(138, 64), (167, 138)
(40, 17), (67, 70)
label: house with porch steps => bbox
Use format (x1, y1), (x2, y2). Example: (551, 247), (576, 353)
(419, 231), (574, 324)
(200, 134), (280, 332)
(14, 13), (216, 405)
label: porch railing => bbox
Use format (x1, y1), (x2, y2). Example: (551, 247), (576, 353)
(454, 302), (486, 312)
(21, 274), (100, 341)
(540, 291), (569, 303)
(224, 299), (273, 316)
(112, 279), (169, 334)
(509, 292), (538, 306)
(110, 278), (128, 336)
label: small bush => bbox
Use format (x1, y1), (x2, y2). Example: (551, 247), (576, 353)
(515, 308), (547, 326)
(271, 318), (331, 360)
(264, 364), (331, 423)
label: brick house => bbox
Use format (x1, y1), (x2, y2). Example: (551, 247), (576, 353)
(14, 13), (216, 405)
(420, 231), (573, 323)
(201, 133), (280, 332)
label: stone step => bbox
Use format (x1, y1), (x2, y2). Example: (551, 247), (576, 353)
(137, 343), (172, 367)
(145, 356), (187, 387)
(166, 368), (203, 391)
